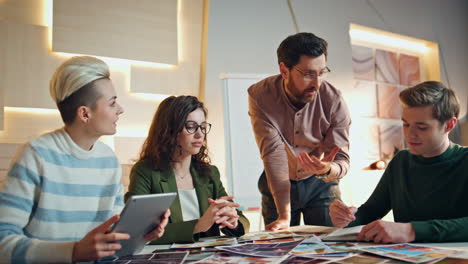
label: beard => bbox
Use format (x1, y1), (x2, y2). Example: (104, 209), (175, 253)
(286, 83), (317, 105)
(299, 88), (318, 103)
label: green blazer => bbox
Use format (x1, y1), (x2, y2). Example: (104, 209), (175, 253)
(125, 159), (250, 244)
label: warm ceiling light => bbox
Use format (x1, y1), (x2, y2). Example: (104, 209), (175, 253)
(42, 0), (53, 50)
(5, 107), (59, 114)
(177, 0), (183, 63)
(349, 27), (430, 53)
(54, 52), (176, 69)
(42, 0), (53, 27)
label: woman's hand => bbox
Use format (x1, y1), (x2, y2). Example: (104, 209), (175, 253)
(209, 196), (240, 229)
(193, 196), (240, 233)
(144, 209), (171, 241)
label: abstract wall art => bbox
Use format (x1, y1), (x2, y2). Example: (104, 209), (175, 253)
(352, 45), (375, 81)
(375, 49), (399, 85)
(399, 54), (421, 86)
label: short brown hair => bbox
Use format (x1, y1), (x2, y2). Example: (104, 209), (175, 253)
(277, 32), (328, 69)
(399, 81), (460, 124)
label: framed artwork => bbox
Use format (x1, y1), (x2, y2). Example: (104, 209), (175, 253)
(351, 45), (424, 160)
(379, 123), (404, 160)
(377, 84), (402, 120)
(352, 45), (375, 81)
(375, 49), (399, 84)
(399, 54), (421, 86)
(351, 80), (377, 117)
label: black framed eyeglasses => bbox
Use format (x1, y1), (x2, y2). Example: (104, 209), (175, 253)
(294, 66), (331, 81)
(184, 121), (212, 134)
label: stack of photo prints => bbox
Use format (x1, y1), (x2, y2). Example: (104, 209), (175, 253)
(96, 226), (468, 263)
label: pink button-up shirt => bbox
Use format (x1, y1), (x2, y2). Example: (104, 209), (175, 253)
(248, 75), (351, 213)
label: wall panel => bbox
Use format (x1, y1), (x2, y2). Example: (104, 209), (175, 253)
(0, 0), (45, 26)
(130, 0), (203, 97)
(0, 22), (63, 109)
(53, 0), (178, 64)
(0, 22), (4, 130)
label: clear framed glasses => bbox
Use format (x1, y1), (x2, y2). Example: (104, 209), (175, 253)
(294, 66), (331, 81)
(184, 121), (212, 134)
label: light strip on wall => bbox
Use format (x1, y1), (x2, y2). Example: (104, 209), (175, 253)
(177, 0), (183, 63)
(53, 52), (176, 69)
(131, 93), (170, 101)
(349, 28), (429, 53)
(41, 0), (53, 27)
(42, 0), (53, 50)
(5, 107), (59, 114)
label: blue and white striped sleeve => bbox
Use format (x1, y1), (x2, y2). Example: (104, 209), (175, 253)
(113, 183), (125, 215)
(0, 144), (74, 264)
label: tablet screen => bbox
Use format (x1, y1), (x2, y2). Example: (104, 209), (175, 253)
(111, 192), (177, 256)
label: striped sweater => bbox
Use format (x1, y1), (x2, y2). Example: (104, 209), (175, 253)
(0, 128), (124, 263)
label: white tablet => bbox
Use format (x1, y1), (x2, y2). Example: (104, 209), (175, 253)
(111, 192), (177, 257)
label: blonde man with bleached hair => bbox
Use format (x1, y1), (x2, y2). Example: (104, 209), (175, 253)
(329, 81), (468, 243)
(50, 56), (111, 124)
(50, 56), (110, 103)
(0, 56), (170, 263)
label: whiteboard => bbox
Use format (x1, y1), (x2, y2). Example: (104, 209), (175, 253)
(221, 73), (273, 209)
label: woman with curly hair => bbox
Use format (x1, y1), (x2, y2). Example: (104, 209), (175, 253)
(125, 95), (249, 244)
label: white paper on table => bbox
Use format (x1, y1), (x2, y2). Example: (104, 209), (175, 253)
(321, 225), (364, 241)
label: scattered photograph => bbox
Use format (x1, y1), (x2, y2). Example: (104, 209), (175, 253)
(325, 242), (367, 253)
(254, 237), (305, 244)
(335, 254), (388, 264)
(171, 237), (237, 249)
(217, 240), (303, 258)
(239, 231), (295, 242)
(97, 251), (189, 263)
(281, 255), (331, 263)
(360, 243), (463, 263)
(195, 252), (286, 264)
(291, 243), (335, 255)
(432, 258), (468, 264)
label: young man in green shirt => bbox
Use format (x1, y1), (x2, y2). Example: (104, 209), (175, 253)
(329, 81), (467, 243)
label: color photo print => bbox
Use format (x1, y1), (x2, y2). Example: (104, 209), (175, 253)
(96, 251), (189, 263)
(216, 240), (304, 258)
(360, 243), (464, 263)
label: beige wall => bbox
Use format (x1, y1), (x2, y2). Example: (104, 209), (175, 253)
(0, 0), (204, 143)
(52, 0), (178, 64)
(0, 0), (45, 26)
(0, 0), (205, 189)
